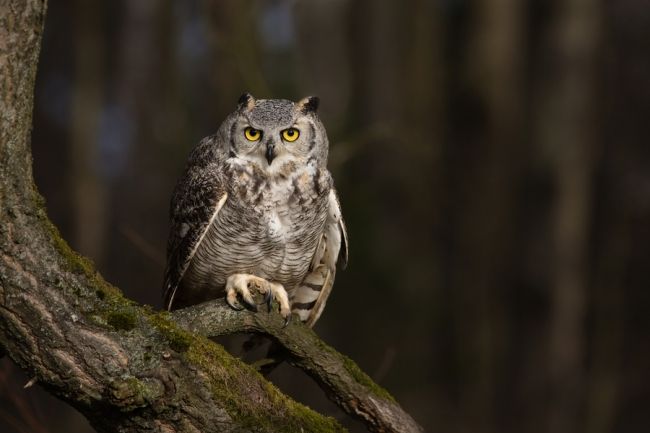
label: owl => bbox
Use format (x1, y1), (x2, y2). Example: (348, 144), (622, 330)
(163, 93), (347, 328)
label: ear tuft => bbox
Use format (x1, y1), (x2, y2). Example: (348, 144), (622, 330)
(297, 96), (320, 114)
(237, 92), (255, 111)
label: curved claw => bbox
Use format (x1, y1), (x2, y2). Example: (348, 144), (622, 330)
(225, 274), (289, 320)
(264, 290), (273, 312)
(242, 297), (258, 313)
(226, 298), (245, 311)
(283, 314), (291, 328)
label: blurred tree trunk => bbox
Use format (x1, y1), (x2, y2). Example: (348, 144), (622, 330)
(399, 0), (445, 424)
(110, 1), (168, 303)
(585, 206), (625, 433)
(450, 1), (524, 431)
(294, 0), (352, 131)
(533, 1), (601, 432)
(70, 0), (108, 265)
(207, 0), (268, 116)
(344, 2), (446, 429)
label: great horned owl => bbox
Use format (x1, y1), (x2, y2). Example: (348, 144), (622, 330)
(163, 93), (347, 327)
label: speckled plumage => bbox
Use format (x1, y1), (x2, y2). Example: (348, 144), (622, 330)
(163, 94), (347, 326)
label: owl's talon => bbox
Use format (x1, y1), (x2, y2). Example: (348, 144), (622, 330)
(243, 298), (258, 312)
(232, 303), (245, 311)
(226, 274), (257, 312)
(267, 281), (291, 322)
(283, 314), (291, 327)
(264, 291), (273, 312)
(225, 274), (289, 319)
(226, 296), (245, 311)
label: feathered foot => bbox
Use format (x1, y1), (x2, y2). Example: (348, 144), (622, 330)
(225, 273), (291, 324)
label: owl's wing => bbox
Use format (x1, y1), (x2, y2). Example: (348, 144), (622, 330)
(292, 188), (348, 326)
(163, 138), (228, 311)
(334, 189), (349, 270)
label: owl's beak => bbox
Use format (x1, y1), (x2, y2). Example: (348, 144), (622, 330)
(265, 142), (276, 164)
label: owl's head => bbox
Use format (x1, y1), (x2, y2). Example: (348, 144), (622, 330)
(222, 93), (329, 172)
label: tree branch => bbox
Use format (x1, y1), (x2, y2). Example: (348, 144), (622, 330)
(173, 300), (423, 433)
(0, 1), (422, 432)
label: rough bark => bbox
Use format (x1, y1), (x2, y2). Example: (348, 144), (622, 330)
(0, 1), (422, 432)
(173, 301), (423, 433)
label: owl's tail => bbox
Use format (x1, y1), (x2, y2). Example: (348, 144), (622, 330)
(293, 266), (333, 324)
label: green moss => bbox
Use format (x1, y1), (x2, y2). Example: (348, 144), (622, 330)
(32, 190), (136, 327)
(294, 330), (394, 402)
(90, 291), (149, 338)
(342, 355), (396, 403)
(32, 187), (47, 209)
(184, 337), (344, 433)
(32, 191), (107, 286)
(144, 314), (344, 432)
(36, 205), (121, 301)
(89, 292), (343, 430)
(34, 202), (136, 331)
(110, 376), (164, 412)
(147, 312), (193, 353)
(106, 310), (137, 331)
(42, 216), (97, 277)
(263, 381), (342, 433)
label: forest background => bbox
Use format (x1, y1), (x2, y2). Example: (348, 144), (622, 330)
(1, 1), (648, 432)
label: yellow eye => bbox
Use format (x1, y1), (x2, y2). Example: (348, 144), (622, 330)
(244, 127), (261, 141)
(282, 128), (300, 142)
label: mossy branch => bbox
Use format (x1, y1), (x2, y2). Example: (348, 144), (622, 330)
(0, 1), (422, 432)
(173, 299), (423, 433)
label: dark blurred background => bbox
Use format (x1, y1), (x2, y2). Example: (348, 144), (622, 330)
(2, 0), (649, 432)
